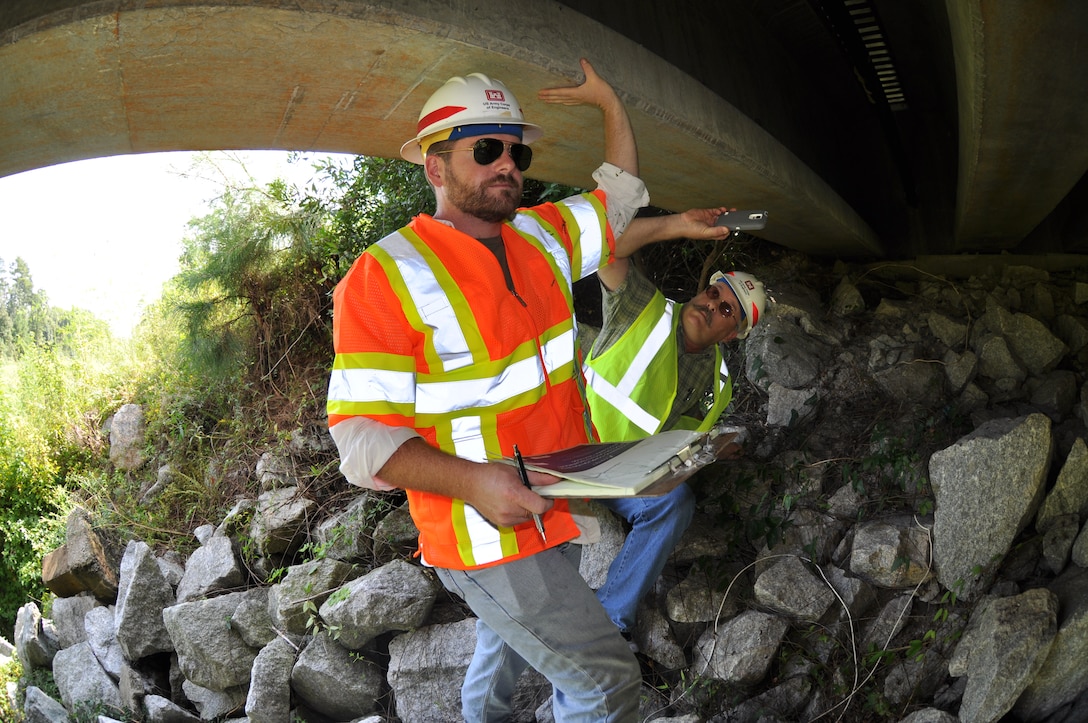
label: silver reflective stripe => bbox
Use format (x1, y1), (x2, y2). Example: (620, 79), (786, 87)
(382, 234), (473, 372)
(451, 418), (504, 565)
(451, 415), (487, 463)
(540, 328), (576, 375)
(583, 365), (660, 435)
(719, 356), (730, 382)
(328, 367), (415, 404)
(417, 355), (544, 415)
(512, 196), (606, 283)
(463, 505), (504, 565)
(560, 194), (609, 279)
(614, 305), (674, 397)
(511, 214), (574, 286)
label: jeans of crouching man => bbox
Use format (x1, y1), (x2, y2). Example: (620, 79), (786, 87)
(596, 483), (697, 636)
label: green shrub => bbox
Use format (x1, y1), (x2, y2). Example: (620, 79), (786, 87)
(0, 410), (67, 636)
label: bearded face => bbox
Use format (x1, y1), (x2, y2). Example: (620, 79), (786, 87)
(440, 158), (522, 222)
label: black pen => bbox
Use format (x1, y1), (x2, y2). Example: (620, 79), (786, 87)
(513, 444), (546, 542)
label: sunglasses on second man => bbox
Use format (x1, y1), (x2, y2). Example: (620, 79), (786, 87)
(704, 283), (741, 322)
(431, 138), (533, 172)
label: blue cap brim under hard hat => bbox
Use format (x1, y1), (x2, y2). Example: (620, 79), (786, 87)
(447, 124), (524, 141)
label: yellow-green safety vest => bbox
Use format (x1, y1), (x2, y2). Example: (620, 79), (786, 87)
(584, 290), (732, 442)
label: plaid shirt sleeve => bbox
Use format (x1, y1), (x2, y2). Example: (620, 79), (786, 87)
(590, 264), (659, 357)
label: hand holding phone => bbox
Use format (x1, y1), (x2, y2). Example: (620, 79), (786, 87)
(714, 210), (768, 231)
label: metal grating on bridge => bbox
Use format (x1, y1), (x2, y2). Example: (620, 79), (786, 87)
(846, 0), (906, 108)
(811, 0), (908, 111)
(808, 0), (916, 205)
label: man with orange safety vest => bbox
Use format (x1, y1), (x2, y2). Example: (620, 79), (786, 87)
(326, 58), (732, 721)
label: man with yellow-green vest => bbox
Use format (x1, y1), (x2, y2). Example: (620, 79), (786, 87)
(582, 228), (768, 651)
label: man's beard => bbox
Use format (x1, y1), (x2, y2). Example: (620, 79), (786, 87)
(444, 165), (522, 223)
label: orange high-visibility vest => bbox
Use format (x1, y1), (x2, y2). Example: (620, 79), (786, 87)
(328, 193), (613, 570)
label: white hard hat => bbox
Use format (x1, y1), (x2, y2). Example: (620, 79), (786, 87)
(710, 270), (767, 339)
(400, 73), (543, 164)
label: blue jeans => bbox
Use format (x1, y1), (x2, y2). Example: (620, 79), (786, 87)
(435, 543), (641, 723)
(596, 483), (696, 634)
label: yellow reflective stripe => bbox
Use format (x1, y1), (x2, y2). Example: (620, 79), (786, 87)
(416, 387), (548, 430)
(435, 418), (529, 568)
(499, 526), (520, 558)
(429, 413), (502, 460)
(411, 325), (578, 425)
(368, 241), (455, 374)
(513, 192), (610, 305)
(584, 365), (661, 435)
(451, 500), (477, 567)
(327, 399), (417, 418)
(460, 503), (515, 566)
(615, 305), (674, 396)
(332, 351), (415, 372)
(398, 229), (490, 370)
(445, 417), (519, 566)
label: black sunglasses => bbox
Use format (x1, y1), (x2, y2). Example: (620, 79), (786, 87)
(704, 284), (735, 319)
(432, 138), (533, 172)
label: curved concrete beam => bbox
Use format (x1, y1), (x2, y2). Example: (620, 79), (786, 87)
(0, 0), (880, 256)
(948, 0), (1088, 250)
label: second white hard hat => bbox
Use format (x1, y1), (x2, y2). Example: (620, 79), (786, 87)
(710, 270), (768, 339)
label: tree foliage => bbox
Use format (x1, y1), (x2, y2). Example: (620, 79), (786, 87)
(0, 409), (67, 635)
(1, 257), (55, 356)
(312, 155), (433, 281)
(169, 154), (439, 391)
(0, 257), (135, 635)
(0, 256), (113, 359)
(174, 181), (326, 379)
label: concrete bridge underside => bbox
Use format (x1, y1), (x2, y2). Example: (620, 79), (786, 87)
(2, 1), (1087, 260)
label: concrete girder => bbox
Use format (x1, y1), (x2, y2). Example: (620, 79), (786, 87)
(0, 0), (881, 257)
(947, 0), (1088, 251)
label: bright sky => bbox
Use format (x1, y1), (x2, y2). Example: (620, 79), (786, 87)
(0, 150), (352, 337)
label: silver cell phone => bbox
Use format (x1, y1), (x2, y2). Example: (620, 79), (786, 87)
(714, 210), (768, 231)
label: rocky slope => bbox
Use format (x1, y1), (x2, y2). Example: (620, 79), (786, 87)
(8, 249), (1088, 722)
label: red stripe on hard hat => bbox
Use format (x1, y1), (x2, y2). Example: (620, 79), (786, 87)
(417, 106), (468, 135)
(749, 304), (759, 327)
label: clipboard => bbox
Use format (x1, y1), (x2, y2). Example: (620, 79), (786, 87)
(501, 426), (737, 498)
